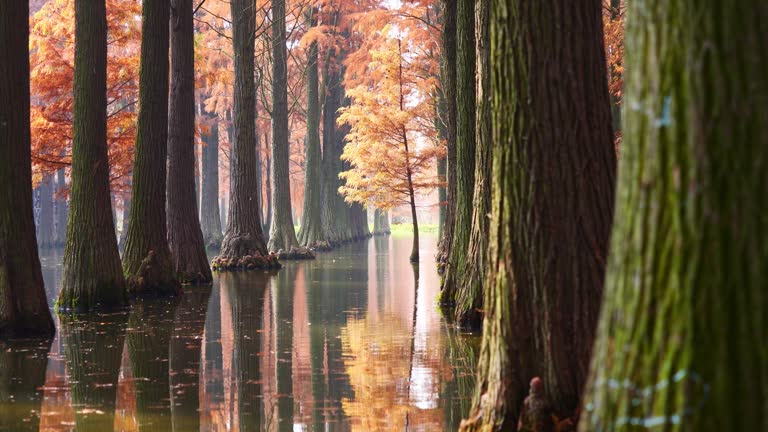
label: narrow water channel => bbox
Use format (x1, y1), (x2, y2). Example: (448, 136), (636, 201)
(1, 233), (479, 431)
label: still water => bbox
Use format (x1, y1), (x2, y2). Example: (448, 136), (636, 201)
(1, 234), (479, 431)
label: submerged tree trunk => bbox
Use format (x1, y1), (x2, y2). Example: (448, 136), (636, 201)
(461, 0), (616, 429)
(441, 0), (476, 305)
(373, 209), (390, 235)
(268, 0), (301, 254)
(128, 299), (179, 432)
(54, 168), (68, 247)
(123, 0), (180, 296)
(0, 339), (51, 431)
(170, 288), (210, 432)
(59, 0), (126, 313)
(298, 9), (328, 251)
(60, 313), (127, 432)
(580, 2), (768, 431)
(38, 175), (55, 248)
(201, 103), (224, 248)
(167, 0), (212, 284)
(451, 0), (490, 329)
(213, 0), (278, 271)
(436, 0), (457, 266)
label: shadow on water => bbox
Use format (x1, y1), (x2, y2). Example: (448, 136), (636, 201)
(3, 234), (479, 431)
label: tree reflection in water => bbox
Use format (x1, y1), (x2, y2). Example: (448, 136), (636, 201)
(0, 338), (52, 431)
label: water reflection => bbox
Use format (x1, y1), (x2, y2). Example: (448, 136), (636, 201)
(2, 234), (478, 431)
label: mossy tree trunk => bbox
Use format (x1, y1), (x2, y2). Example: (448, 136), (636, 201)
(298, 8), (328, 250)
(452, 0), (490, 329)
(0, 1), (55, 337)
(441, 0), (476, 303)
(123, 0), (180, 296)
(170, 288), (211, 432)
(460, 0), (616, 429)
(580, 2), (768, 430)
(169, 0), (209, 274)
(167, 0), (212, 285)
(61, 313), (128, 432)
(214, 0), (276, 270)
(268, 0), (300, 253)
(128, 299), (180, 432)
(59, 0), (126, 313)
(200, 102), (224, 248)
(436, 0), (457, 266)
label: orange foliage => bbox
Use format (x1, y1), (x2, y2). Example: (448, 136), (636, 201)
(30, 0), (141, 191)
(603, 0), (624, 104)
(338, 36), (444, 210)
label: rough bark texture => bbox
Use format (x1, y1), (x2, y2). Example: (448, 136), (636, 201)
(0, 339), (51, 431)
(170, 288), (210, 432)
(37, 175), (55, 248)
(297, 9), (329, 251)
(61, 313), (127, 432)
(452, 0), (490, 329)
(123, 0), (180, 296)
(267, 0), (301, 254)
(320, 60), (347, 245)
(441, 0), (476, 302)
(0, 65), (52, 333)
(128, 299), (180, 432)
(59, 0), (126, 313)
(580, 2), (768, 431)
(460, 0), (616, 429)
(436, 0), (457, 265)
(54, 168), (68, 247)
(214, 0), (279, 271)
(167, 0), (212, 284)
(200, 103), (224, 248)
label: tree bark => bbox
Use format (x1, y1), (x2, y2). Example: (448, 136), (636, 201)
(119, 178), (131, 249)
(201, 103), (224, 248)
(167, 0), (212, 284)
(58, 0), (126, 313)
(298, 8), (329, 251)
(60, 313), (127, 432)
(452, 0), (490, 329)
(54, 168), (68, 247)
(580, 2), (768, 430)
(268, 0), (301, 253)
(441, 0), (476, 304)
(213, 0), (278, 270)
(37, 175), (55, 248)
(460, 0), (616, 429)
(123, 0), (180, 296)
(320, 61), (347, 245)
(373, 208), (391, 235)
(436, 0), (457, 266)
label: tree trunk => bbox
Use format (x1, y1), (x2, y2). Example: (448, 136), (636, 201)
(580, 2), (768, 431)
(460, 0), (616, 429)
(128, 299), (179, 432)
(441, 0), (476, 305)
(452, 0), (490, 329)
(38, 175), (55, 248)
(201, 103), (224, 248)
(213, 0), (278, 270)
(119, 178), (131, 249)
(123, 0), (180, 296)
(373, 208), (391, 235)
(436, 0), (457, 266)
(267, 0), (300, 253)
(320, 61), (346, 245)
(0, 339), (51, 431)
(58, 0), (126, 313)
(298, 8), (328, 251)
(167, 0), (212, 284)
(54, 168), (68, 247)
(170, 288), (210, 432)
(264, 132), (272, 234)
